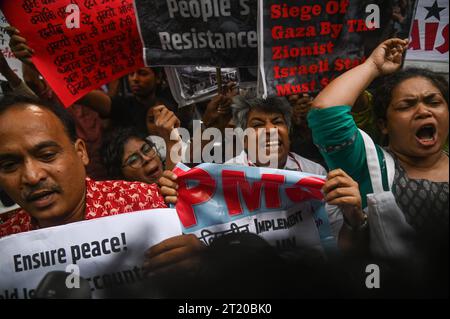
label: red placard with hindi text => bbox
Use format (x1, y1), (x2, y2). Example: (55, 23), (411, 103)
(0, 0), (144, 107)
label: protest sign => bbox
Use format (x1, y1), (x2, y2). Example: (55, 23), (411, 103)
(0, 0), (144, 107)
(0, 209), (182, 299)
(165, 66), (239, 106)
(258, 0), (418, 98)
(173, 163), (336, 253)
(405, 0), (448, 72)
(0, 10), (22, 82)
(135, 0), (258, 67)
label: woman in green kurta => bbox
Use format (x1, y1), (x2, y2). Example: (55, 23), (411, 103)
(308, 39), (449, 270)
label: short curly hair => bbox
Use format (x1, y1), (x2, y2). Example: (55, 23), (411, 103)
(374, 68), (449, 121)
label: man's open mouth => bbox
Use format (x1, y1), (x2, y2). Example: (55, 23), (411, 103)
(26, 190), (57, 208)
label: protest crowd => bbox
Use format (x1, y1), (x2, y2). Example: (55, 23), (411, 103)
(0, 0), (448, 299)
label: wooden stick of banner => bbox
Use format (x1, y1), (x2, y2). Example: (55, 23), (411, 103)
(216, 67), (222, 95)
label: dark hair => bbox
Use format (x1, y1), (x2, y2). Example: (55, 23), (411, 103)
(102, 127), (155, 179)
(0, 95), (77, 142)
(151, 67), (164, 79)
(374, 68), (449, 121)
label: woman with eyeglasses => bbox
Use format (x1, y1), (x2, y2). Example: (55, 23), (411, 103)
(102, 127), (163, 184)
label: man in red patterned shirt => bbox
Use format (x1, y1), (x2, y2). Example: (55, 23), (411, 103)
(0, 95), (166, 238)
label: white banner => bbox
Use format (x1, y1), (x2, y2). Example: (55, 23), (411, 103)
(193, 205), (323, 253)
(0, 209), (182, 299)
(405, 0), (449, 62)
(0, 10), (22, 82)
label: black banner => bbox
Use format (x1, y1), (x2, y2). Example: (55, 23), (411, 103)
(135, 0), (258, 67)
(259, 0), (418, 98)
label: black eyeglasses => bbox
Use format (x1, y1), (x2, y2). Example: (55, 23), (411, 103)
(122, 143), (158, 169)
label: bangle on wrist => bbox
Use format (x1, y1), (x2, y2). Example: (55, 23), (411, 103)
(343, 213), (368, 232)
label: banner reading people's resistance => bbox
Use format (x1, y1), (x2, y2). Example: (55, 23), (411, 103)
(173, 163), (337, 253)
(134, 0), (258, 67)
(0, 209), (182, 299)
(0, 0), (144, 107)
(258, 0), (418, 98)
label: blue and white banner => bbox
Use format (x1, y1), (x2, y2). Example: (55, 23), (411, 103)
(173, 163), (336, 252)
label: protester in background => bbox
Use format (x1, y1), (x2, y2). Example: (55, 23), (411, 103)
(308, 38), (448, 294)
(102, 127), (163, 184)
(0, 96), (166, 238)
(80, 66), (175, 135)
(391, 0), (412, 36)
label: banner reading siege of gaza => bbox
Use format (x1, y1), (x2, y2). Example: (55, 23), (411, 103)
(0, 0), (144, 107)
(258, 0), (418, 98)
(0, 209), (182, 299)
(173, 163), (336, 252)
(134, 0), (258, 67)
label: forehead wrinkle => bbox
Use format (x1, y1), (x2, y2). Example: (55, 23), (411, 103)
(395, 77), (442, 95)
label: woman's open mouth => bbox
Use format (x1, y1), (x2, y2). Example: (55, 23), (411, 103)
(145, 165), (162, 180)
(415, 124), (437, 146)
